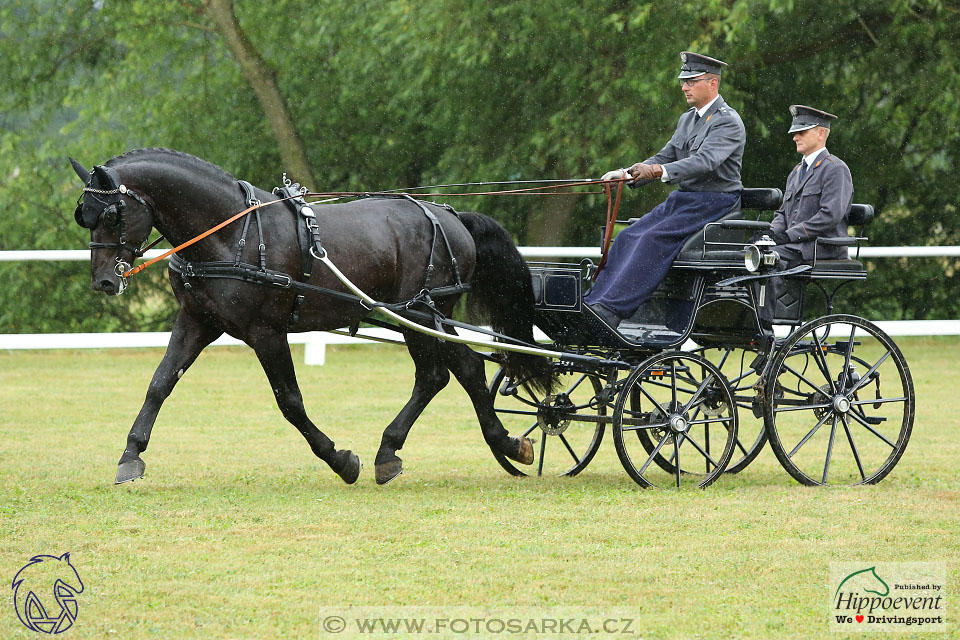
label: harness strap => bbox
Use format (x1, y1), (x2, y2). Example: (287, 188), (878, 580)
(400, 194), (463, 288)
(170, 254), (470, 312)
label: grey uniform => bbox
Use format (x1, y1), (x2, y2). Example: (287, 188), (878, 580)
(644, 95), (745, 193)
(771, 150), (853, 261)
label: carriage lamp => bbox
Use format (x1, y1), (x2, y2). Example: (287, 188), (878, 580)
(744, 235), (781, 272)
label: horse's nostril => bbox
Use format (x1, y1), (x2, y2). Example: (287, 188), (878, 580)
(95, 279), (116, 294)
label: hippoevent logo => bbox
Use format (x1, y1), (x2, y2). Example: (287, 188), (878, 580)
(11, 553), (84, 634)
(830, 562), (945, 632)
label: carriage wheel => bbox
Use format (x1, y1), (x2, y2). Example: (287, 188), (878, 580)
(612, 351), (737, 489)
(488, 364), (607, 477)
(638, 346), (767, 475)
(764, 314), (914, 486)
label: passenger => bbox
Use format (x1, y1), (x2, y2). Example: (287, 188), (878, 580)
(758, 105), (854, 329)
(586, 51), (746, 328)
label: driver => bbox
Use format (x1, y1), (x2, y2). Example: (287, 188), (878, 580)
(586, 52), (746, 327)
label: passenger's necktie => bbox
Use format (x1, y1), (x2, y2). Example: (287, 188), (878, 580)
(798, 160), (808, 182)
(695, 112), (701, 124)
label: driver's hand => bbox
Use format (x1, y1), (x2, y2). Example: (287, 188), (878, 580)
(627, 163), (664, 181)
(600, 168), (628, 182)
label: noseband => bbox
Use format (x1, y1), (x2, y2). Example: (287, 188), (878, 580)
(77, 173), (154, 294)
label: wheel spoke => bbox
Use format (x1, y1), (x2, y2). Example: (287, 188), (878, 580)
(679, 432), (721, 471)
(620, 418), (669, 432)
(848, 350), (892, 396)
(840, 414), (866, 481)
(638, 431), (671, 475)
(846, 409), (897, 448)
(498, 408), (539, 417)
(563, 373), (588, 396)
(839, 324), (857, 389)
(671, 360), (678, 408)
(787, 410), (834, 458)
(673, 437), (681, 488)
(821, 415), (839, 484)
(734, 435), (750, 457)
(681, 373), (716, 414)
(850, 396), (907, 407)
(634, 381), (668, 415)
(537, 435), (546, 476)
(559, 433), (581, 465)
(521, 421), (539, 438)
(811, 332), (837, 394)
(775, 401), (832, 413)
(780, 360), (828, 396)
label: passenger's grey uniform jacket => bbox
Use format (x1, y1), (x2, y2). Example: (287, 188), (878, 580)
(771, 150), (853, 261)
(643, 95), (745, 193)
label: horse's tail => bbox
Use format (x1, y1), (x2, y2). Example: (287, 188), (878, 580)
(459, 211), (555, 393)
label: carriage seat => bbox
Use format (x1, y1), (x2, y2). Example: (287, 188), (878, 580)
(673, 187), (783, 264)
(806, 203), (875, 276)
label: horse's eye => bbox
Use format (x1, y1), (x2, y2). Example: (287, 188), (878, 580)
(102, 207), (120, 229)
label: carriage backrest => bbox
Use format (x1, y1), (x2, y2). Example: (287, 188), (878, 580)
(676, 187), (783, 259)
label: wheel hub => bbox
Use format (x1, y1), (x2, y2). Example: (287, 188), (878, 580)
(669, 414), (689, 433)
(537, 393), (574, 435)
(832, 394), (851, 414)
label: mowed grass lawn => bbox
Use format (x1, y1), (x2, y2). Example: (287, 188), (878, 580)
(1, 337), (957, 639)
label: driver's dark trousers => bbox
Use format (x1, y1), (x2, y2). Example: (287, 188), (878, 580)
(585, 190), (740, 318)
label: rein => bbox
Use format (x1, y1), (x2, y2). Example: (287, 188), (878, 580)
(122, 194), (302, 278)
(121, 178), (628, 280)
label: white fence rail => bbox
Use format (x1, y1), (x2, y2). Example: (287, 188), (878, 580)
(3, 246), (960, 262)
(1, 248), (958, 363)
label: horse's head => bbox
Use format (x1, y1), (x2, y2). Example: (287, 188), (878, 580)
(70, 157), (154, 295)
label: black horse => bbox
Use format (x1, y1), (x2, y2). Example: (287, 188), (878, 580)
(70, 149), (552, 485)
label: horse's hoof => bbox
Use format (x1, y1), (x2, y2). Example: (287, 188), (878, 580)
(512, 437), (535, 465)
(115, 458), (146, 484)
(334, 450), (362, 485)
(375, 458), (403, 485)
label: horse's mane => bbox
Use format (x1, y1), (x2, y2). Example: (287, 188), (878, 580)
(105, 148), (237, 182)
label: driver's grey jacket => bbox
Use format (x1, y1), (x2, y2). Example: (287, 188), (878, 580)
(643, 94), (745, 193)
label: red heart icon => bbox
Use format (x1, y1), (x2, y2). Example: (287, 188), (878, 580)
(856, 615), (864, 623)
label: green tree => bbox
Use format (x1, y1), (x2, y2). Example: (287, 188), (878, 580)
(1, 0), (957, 332)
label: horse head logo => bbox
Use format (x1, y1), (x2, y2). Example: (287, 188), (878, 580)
(11, 553), (84, 634)
(834, 566), (890, 599)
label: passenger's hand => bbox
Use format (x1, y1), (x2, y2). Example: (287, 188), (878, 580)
(600, 168), (628, 182)
(769, 230), (790, 245)
(627, 163), (663, 181)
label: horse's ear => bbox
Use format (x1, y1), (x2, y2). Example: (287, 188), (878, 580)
(69, 158), (90, 183)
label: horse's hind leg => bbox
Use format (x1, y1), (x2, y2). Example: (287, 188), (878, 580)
(117, 310), (223, 484)
(250, 332), (360, 484)
(441, 342), (535, 466)
(375, 330), (451, 484)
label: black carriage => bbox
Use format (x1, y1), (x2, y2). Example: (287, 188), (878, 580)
(489, 188), (915, 488)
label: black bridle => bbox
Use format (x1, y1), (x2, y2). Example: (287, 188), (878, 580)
(75, 165), (155, 293)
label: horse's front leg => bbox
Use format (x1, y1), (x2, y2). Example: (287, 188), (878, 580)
(249, 331), (361, 484)
(441, 342), (535, 465)
(117, 310), (223, 484)
(374, 330), (451, 484)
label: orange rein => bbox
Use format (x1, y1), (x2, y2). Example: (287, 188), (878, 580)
(122, 195), (300, 278)
(122, 179), (628, 279)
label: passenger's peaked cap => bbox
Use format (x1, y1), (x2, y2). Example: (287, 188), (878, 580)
(678, 52), (728, 78)
(788, 105), (838, 133)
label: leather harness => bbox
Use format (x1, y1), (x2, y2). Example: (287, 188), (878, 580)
(168, 181), (471, 329)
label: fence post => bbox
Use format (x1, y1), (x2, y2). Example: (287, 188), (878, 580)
(303, 332), (327, 366)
